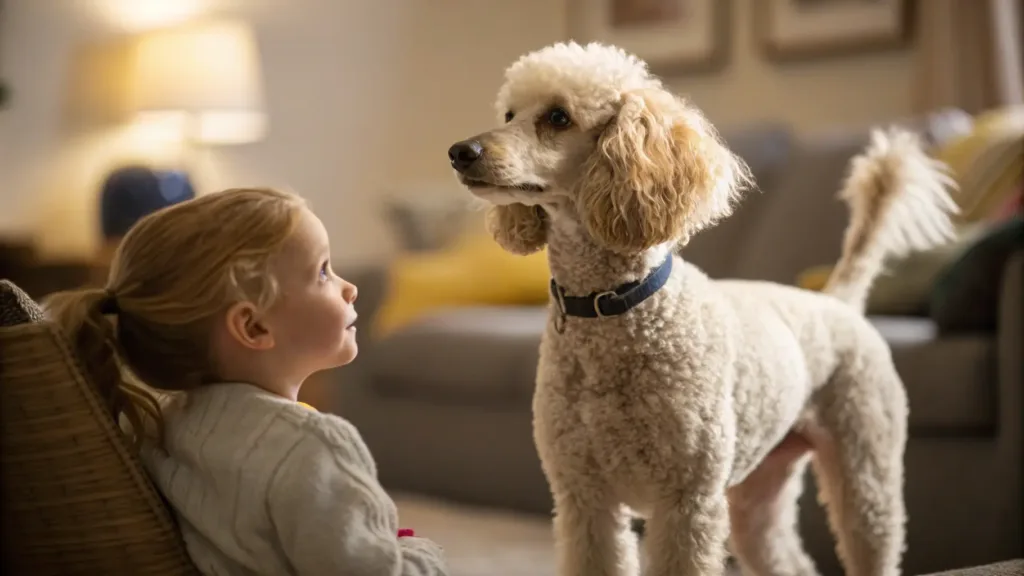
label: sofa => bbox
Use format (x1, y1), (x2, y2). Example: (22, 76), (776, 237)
(302, 121), (1023, 576)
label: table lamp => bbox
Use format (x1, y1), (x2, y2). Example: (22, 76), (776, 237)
(129, 19), (267, 145)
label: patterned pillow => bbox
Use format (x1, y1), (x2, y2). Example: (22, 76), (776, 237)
(933, 105), (1024, 222)
(0, 280), (45, 327)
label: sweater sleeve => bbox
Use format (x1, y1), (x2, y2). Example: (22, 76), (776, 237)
(266, 419), (448, 576)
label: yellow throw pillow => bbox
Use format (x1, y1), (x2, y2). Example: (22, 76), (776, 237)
(796, 265), (833, 292)
(374, 233), (550, 337)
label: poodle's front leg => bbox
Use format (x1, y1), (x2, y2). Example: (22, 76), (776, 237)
(643, 409), (736, 576)
(643, 486), (731, 576)
(552, 490), (640, 576)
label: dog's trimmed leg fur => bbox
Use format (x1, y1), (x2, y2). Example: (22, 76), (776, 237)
(448, 42), (958, 576)
(534, 360), (642, 576)
(644, 489), (732, 576)
(808, 347), (909, 576)
(551, 494), (640, 576)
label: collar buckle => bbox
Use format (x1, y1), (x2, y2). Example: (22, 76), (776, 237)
(593, 291), (617, 318)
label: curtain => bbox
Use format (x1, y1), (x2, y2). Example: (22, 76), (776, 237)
(913, 0), (1024, 114)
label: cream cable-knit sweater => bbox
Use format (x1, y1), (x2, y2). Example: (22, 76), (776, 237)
(140, 382), (448, 575)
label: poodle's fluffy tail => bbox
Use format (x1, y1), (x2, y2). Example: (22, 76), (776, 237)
(824, 127), (959, 313)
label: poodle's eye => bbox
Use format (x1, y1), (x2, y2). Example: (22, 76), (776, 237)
(546, 107), (571, 128)
(504, 111), (515, 123)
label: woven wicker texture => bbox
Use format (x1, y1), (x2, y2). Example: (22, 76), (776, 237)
(0, 319), (199, 574)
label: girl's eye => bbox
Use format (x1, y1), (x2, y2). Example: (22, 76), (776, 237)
(320, 262), (330, 281)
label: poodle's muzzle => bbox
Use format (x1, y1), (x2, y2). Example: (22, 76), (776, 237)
(447, 137), (545, 193)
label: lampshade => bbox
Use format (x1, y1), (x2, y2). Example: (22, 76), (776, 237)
(130, 20), (266, 144)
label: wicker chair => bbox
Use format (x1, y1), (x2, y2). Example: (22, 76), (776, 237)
(0, 280), (199, 575)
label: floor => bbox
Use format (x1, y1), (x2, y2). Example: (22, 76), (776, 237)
(393, 493), (558, 576)
(392, 493), (742, 576)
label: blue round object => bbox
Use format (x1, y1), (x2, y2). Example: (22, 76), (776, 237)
(100, 165), (196, 239)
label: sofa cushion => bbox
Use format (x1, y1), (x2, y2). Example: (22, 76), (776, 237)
(870, 316), (997, 433)
(367, 306), (546, 406)
(370, 307), (994, 433)
(730, 132), (867, 283)
(343, 264), (391, 341)
(683, 124), (795, 279)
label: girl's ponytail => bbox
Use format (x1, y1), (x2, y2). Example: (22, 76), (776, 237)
(42, 288), (161, 448)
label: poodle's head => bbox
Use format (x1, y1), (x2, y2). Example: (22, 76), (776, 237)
(449, 42), (752, 256)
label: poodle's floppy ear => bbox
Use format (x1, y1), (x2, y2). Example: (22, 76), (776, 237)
(575, 88), (752, 253)
(485, 203), (548, 255)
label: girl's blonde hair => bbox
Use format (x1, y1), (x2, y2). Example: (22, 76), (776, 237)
(43, 187), (307, 445)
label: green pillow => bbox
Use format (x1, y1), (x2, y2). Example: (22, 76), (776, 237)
(930, 216), (1024, 333)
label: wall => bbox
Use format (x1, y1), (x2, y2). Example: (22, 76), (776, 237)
(665, 1), (913, 135)
(0, 0), (913, 265)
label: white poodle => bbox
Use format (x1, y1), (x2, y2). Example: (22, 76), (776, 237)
(447, 42), (958, 576)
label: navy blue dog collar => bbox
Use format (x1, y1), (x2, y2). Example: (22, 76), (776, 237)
(550, 253), (673, 319)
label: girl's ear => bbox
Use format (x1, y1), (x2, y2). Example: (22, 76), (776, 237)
(485, 203), (548, 255)
(224, 301), (275, 351)
(575, 88), (752, 253)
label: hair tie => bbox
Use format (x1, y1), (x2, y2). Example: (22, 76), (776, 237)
(99, 291), (120, 315)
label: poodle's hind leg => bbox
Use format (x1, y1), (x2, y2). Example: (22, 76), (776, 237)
(728, 433), (820, 576)
(809, 352), (908, 576)
(552, 491), (640, 576)
(643, 487), (731, 576)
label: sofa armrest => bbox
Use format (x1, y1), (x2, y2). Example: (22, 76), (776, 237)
(998, 250), (1023, 440)
(995, 249), (1024, 549)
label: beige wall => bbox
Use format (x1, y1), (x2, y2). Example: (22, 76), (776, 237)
(0, 0), (912, 265)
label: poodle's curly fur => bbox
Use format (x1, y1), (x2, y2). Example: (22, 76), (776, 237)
(449, 42), (958, 576)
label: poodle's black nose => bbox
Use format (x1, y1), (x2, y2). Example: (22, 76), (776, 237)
(448, 140), (483, 172)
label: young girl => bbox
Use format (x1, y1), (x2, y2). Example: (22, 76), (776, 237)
(43, 187), (448, 576)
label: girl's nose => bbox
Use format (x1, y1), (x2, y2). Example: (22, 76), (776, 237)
(342, 281), (358, 304)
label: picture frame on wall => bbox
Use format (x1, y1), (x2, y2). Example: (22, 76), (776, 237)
(754, 0), (912, 62)
(567, 0), (731, 74)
